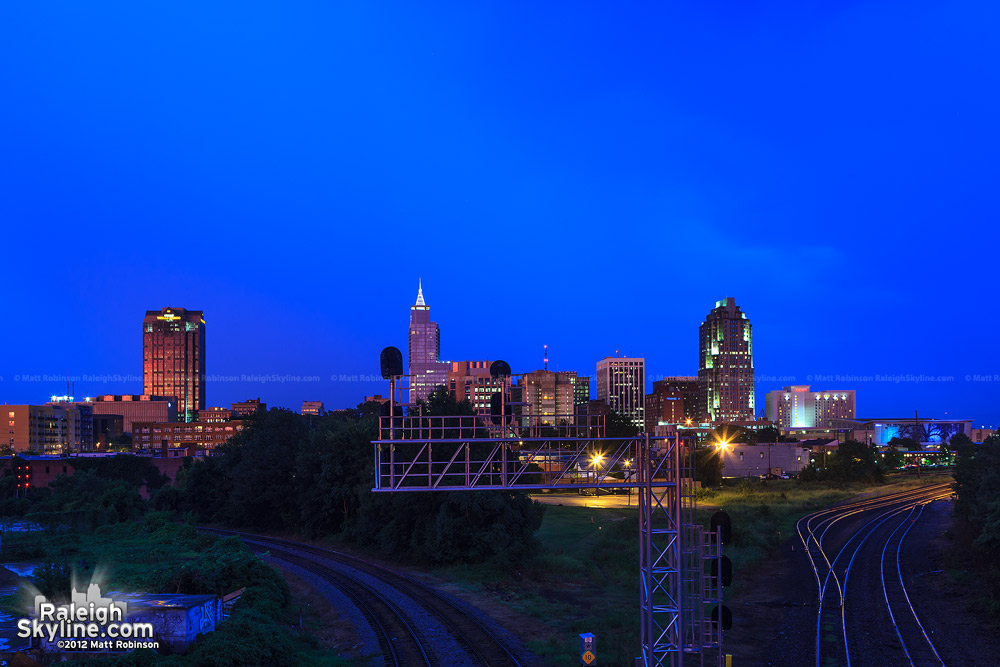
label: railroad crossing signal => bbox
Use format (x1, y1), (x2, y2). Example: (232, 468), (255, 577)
(579, 632), (596, 665)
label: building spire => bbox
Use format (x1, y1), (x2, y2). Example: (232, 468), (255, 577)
(415, 279), (425, 306)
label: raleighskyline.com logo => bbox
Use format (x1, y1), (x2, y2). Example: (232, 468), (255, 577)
(17, 583), (159, 652)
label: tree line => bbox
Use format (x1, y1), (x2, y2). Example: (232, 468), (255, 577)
(7, 388), (545, 569)
(951, 432), (1000, 615)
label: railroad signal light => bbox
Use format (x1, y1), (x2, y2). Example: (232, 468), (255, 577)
(489, 360), (511, 379)
(711, 604), (732, 631)
(711, 510), (733, 545)
(710, 555), (733, 588)
(379, 347), (403, 379)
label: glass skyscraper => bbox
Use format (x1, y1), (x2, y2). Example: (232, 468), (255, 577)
(698, 298), (754, 423)
(142, 307), (205, 422)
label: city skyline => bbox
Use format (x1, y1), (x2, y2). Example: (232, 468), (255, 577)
(2, 3), (998, 424)
(0, 288), (995, 426)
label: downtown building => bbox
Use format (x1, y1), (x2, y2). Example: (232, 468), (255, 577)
(302, 401), (324, 416)
(231, 398), (266, 417)
(517, 369), (590, 426)
(90, 395), (178, 435)
(4, 403), (95, 454)
(644, 376), (699, 431)
(764, 386), (856, 429)
(596, 357), (645, 428)
(447, 361), (507, 416)
(408, 281), (450, 406)
(132, 420), (245, 452)
(698, 298), (754, 423)
(143, 307), (205, 422)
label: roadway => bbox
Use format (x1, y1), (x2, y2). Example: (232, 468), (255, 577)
(529, 491), (642, 509)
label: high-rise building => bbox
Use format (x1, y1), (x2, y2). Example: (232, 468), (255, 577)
(143, 307), (205, 422)
(408, 281), (450, 406)
(595, 357), (645, 428)
(448, 361), (507, 416)
(5, 403), (94, 454)
(644, 376), (699, 431)
(765, 386), (856, 428)
(45, 399), (94, 451)
(698, 298), (754, 423)
(518, 370), (590, 426)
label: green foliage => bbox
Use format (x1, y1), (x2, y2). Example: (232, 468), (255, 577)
(31, 561), (72, 599)
(1, 455), (168, 527)
(39, 514), (338, 667)
(951, 434), (1000, 616)
(173, 389), (546, 568)
(883, 445), (906, 470)
(604, 411), (639, 438)
(887, 436), (921, 451)
(710, 423), (745, 446)
(800, 440), (885, 484)
(694, 445), (723, 487)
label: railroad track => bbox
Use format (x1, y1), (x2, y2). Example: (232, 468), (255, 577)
(201, 527), (523, 667)
(879, 503), (945, 667)
(796, 483), (952, 667)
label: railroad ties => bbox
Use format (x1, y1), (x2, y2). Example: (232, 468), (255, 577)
(201, 528), (523, 667)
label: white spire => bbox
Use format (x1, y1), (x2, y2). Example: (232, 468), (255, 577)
(415, 279), (425, 306)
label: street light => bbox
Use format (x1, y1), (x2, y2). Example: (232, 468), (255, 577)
(623, 458), (634, 506)
(591, 452), (605, 496)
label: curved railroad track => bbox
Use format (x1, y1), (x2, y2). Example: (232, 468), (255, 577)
(201, 527), (524, 667)
(796, 483), (952, 667)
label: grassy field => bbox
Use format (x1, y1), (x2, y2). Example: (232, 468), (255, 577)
(440, 473), (953, 667)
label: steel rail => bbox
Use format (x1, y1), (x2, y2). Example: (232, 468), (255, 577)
(258, 542), (427, 666)
(880, 502), (947, 667)
(796, 484), (951, 667)
(202, 527), (523, 667)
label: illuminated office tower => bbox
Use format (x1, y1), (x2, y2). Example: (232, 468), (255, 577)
(698, 298), (754, 423)
(596, 357), (645, 428)
(519, 369), (589, 426)
(408, 281), (450, 405)
(143, 307), (205, 422)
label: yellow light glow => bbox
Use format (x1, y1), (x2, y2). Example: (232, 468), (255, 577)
(591, 453), (605, 467)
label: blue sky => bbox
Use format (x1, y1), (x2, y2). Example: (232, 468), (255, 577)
(1, 1), (997, 425)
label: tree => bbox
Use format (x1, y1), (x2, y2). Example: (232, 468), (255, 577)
(887, 436), (921, 452)
(694, 445), (723, 487)
(711, 424), (745, 446)
(604, 411), (640, 438)
(882, 444), (906, 470)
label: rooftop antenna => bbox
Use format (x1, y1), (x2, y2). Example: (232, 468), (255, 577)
(544, 344), (548, 371)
